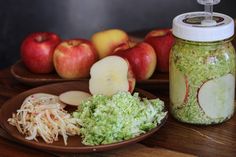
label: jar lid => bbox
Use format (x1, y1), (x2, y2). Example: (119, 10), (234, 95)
(172, 12), (235, 42)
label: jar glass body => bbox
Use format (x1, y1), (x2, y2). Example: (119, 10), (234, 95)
(169, 37), (235, 124)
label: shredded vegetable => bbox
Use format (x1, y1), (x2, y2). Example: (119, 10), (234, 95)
(73, 91), (167, 146)
(8, 94), (80, 145)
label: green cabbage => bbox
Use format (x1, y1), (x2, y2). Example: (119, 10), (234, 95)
(73, 91), (167, 146)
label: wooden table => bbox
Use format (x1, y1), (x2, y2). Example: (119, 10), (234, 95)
(0, 67), (236, 157)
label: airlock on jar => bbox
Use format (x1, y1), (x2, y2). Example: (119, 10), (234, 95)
(169, 11), (235, 125)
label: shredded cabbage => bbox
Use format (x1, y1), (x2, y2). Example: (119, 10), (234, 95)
(73, 91), (167, 146)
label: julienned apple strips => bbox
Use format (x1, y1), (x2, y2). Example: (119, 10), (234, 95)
(20, 28), (174, 82)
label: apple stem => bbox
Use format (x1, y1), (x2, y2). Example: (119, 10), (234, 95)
(35, 35), (48, 42)
(68, 40), (81, 46)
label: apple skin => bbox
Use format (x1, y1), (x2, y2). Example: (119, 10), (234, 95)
(20, 32), (61, 73)
(91, 29), (129, 59)
(124, 58), (136, 93)
(53, 39), (98, 79)
(144, 29), (175, 72)
(114, 42), (157, 81)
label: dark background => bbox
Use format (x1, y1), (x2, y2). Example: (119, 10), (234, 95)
(0, 0), (235, 69)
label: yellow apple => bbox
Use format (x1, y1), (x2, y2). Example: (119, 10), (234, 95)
(91, 29), (129, 59)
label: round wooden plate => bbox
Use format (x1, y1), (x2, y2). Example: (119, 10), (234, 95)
(0, 81), (167, 153)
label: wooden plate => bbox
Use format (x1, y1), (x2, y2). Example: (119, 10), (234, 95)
(0, 81), (167, 153)
(10, 60), (87, 86)
(11, 60), (169, 86)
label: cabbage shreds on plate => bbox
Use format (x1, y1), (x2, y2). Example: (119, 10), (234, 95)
(73, 91), (167, 146)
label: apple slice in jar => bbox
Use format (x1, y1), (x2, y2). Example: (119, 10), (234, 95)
(89, 56), (136, 96)
(170, 62), (188, 108)
(59, 91), (91, 106)
(197, 74), (235, 119)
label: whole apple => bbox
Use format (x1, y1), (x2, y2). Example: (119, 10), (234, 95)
(20, 32), (61, 73)
(53, 39), (98, 79)
(114, 42), (157, 81)
(91, 29), (129, 59)
(145, 29), (175, 72)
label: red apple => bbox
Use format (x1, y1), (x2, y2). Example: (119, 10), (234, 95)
(20, 32), (61, 73)
(114, 42), (157, 81)
(53, 39), (98, 79)
(145, 29), (175, 72)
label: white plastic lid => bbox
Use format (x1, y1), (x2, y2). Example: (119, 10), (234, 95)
(172, 12), (235, 42)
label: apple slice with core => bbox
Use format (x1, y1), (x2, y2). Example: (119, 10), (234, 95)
(197, 74), (235, 119)
(89, 56), (135, 96)
(59, 91), (91, 106)
(170, 62), (188, 108)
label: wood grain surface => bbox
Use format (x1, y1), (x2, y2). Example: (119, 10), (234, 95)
(0, 67), (236, 157)
(10, 60), (169, 87)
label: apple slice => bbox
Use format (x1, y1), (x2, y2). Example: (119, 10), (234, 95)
(23, 93), (66, 108)
(59, 91), (91, 106)
(89, 56), (135, 96)
(170, 62), (188, 108)
(198, 74), (235, 119)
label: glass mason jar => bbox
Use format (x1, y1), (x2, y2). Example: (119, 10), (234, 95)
(170, 12), (235, 124)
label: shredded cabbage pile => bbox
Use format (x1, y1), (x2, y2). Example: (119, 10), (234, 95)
(73, 91), (167, 146)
